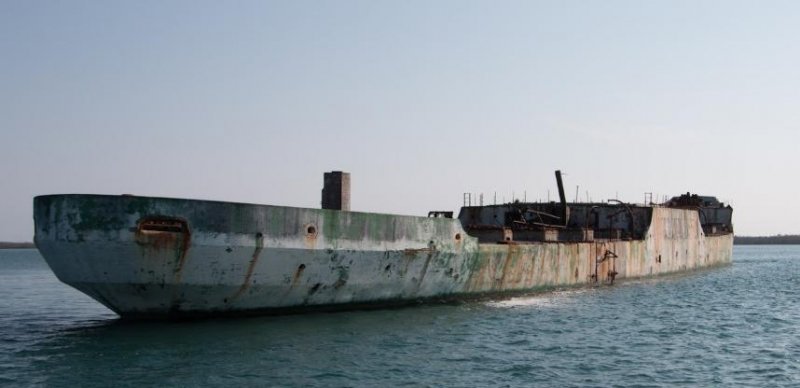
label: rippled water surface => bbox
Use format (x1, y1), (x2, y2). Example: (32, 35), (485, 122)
(1, 246), (799, 387)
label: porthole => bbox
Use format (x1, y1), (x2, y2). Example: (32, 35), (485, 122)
(306, 225), (317, 235)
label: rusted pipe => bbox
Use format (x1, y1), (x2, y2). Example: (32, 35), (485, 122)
(555, 170), (568, 226)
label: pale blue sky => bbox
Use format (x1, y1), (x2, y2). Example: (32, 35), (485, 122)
(2, 0), (798, 240)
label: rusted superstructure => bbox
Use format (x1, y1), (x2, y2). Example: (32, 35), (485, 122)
(33, 171), (733, 319)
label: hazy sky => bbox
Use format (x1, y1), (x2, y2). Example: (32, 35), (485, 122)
(2, 0), (798, 241)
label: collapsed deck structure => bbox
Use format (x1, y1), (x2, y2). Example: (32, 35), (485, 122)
(34, 171), (733, 318)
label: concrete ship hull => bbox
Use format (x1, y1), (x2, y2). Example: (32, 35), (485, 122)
(34, 195), (732, 319)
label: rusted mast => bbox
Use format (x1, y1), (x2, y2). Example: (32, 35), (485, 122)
(555, 170), (568, 226)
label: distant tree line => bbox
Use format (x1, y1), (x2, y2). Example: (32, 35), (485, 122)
(0, 242), (35, 249)
(734, 235), (800, 245)
(4, 237), (799, 247)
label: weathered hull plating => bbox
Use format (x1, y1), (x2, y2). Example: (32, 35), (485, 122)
(34, 195), (732, 318)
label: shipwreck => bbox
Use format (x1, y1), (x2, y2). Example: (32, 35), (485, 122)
(33, 171), (733, 319)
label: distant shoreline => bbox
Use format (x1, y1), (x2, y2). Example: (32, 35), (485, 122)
(2, 237), (799, 248)
(0, 242), (36, 249)
(734, 235), (800, 245)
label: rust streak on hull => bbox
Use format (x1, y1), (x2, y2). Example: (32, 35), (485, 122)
(231, 233), (265, 300)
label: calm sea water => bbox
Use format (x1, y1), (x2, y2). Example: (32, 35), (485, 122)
(1, 246), (798, 387)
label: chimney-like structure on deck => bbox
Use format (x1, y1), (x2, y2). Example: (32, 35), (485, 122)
(322, 171), (350, 211)
(555, 170), (569, 226)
